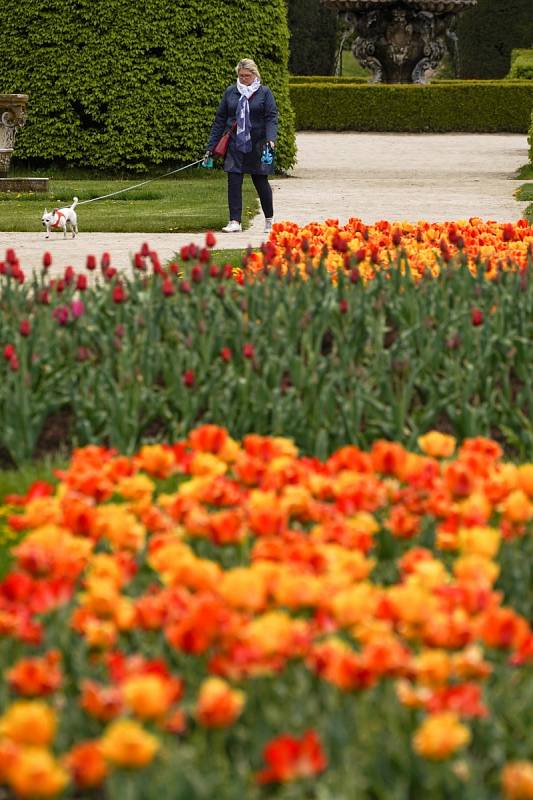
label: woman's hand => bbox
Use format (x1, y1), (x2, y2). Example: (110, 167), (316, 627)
(268, 141), (276, 149)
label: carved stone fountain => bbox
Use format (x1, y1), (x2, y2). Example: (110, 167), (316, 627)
(321, 0), (478, 84)
(0, 94), (28, 177)
(0, 94), (48, 192)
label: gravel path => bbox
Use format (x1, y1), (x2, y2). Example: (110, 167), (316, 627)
(1, 132), (529, 276)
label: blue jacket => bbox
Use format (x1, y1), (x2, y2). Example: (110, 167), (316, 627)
(207, 84), (278, 175)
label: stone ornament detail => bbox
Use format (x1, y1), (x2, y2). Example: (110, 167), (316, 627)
(0, 94), (29, 177)
(321, 0), (477, 83)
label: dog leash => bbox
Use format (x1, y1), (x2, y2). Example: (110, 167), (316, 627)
(76, 158), (205, 206)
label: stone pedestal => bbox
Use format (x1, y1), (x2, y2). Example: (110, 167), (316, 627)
(321, 0), (478, 83)
(0, 94), (29, 176)
(0, 177), (49, 193)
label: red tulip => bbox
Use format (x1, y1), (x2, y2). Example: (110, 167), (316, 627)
(182, 369), (195, 388)
(502, 223), (515, 242)
(112, 284), (127, 304)
(150, 251), (161, 272)
(220, 347), (232, 362)
(191, 265), (203, 283)
(243, 343), (255, 359)
(339, 299), (348, 314)
(140, 242), (151, 257)
(19, 320), (31, 337)
(86, 255), (97, 271)
(471, 308), (484, 326)
(42, 252), (52, 269)
(52, 306), (70, 326)
(205, 231), (216, 248)
(5, 248), (17, 265)
(162, 278), (175, 296)
(101, 252), (111, 269)
(256, 730), (327, 785)
(76, 275), (88, 291)
(3, 344), (15, 360)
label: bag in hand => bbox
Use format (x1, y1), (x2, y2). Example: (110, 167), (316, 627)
(213, 122), (237, 158)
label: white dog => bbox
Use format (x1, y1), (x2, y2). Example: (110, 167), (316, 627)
(42, 197), (79, 238)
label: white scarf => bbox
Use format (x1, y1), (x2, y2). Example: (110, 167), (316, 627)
(235, 77), (261, 153)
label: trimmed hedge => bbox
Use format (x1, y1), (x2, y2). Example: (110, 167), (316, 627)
(290, 82), (533, 132)
(529, 111), (533, 163)
(287, 0), (337, 76)
(1, 0), (296, 172)
(508, 49), (533, 80)
(457, 0), (533, 79)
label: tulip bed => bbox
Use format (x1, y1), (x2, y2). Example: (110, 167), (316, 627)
(1, 217), (533, 466)
(0, 425), (532, 799)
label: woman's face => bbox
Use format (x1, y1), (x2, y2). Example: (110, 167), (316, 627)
(238, 69), (255, 85)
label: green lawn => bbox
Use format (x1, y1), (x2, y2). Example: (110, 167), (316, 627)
(517, 183), (533, 224)
(516, 163), (533, 180)
(207, 248), (251, 265)
(0, 169), (259, 233)
(340, 50), (370, 78)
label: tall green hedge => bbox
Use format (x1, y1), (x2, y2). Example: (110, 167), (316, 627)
(457, 0), (533, 79)
(290, 82), (533, 132)
(287, 0), (337, 76)
(1, 0), (296, 172)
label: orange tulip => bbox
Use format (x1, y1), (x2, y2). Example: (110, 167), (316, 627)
(7, 651), (62, 697)
(0, 701), (56, 747)
(6, 747), (69, 798)
(516, 464), (533, 498)
(501, 760), (533, 800)
(63, 740), (107, 789)
(100, 719), (160, 768)
(123, 674), (177, 720)
(413, 712), (471, 759)
(501, 490), (532, 523)
(418, 432), (456, 458)
(195, 677), (245, 728)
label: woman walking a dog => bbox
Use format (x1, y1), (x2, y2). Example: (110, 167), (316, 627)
(205, 58), (278, 234)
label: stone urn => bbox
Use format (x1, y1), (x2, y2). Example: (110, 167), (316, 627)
(0, 94), (28, 177)
(321, 0), (478, 83)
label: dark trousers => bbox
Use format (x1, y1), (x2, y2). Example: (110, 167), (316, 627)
(227, 172), (273, 223)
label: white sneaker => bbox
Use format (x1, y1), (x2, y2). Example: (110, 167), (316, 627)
(264, 217), (274, 234)
(222, 220), (242, 233)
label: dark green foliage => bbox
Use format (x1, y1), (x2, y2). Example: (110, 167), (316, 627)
(289, 81), (533, 132)
(287, 0), (338, 75)
(456, 0), (533, 79)
(1, 0), (296, 172)
(529, 111), (533, 162)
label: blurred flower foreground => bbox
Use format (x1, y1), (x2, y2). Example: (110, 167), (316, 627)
(0, 423), (532, 799)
